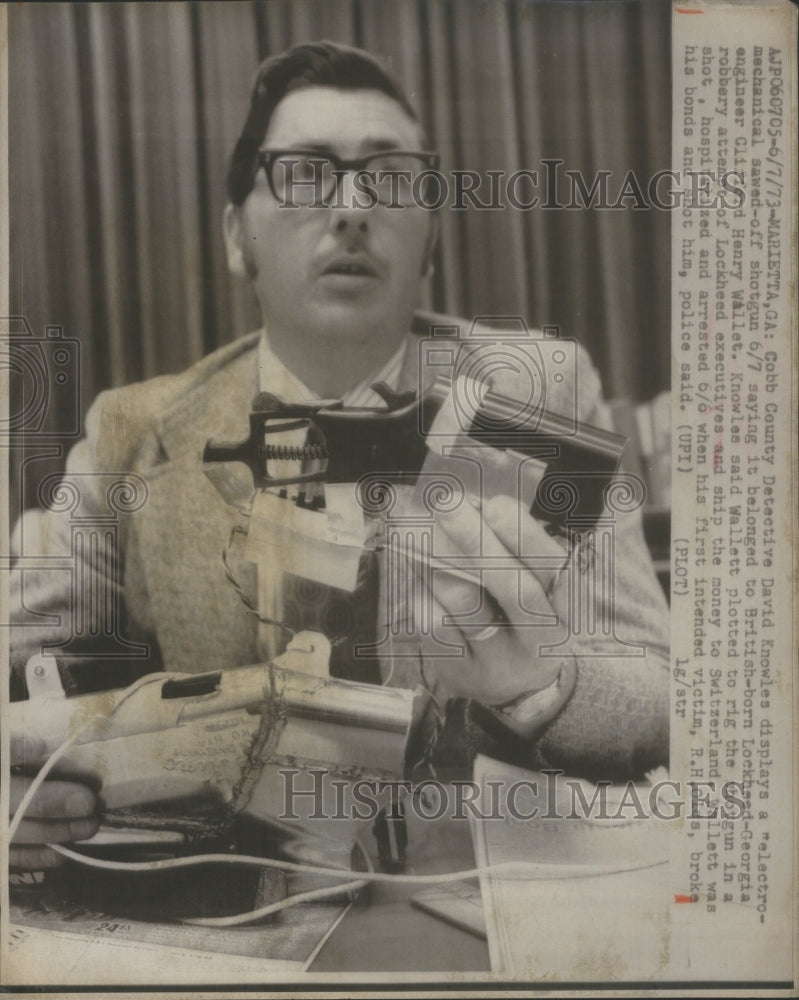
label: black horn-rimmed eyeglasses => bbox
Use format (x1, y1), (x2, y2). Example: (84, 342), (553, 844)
(257, 149), (441, 207)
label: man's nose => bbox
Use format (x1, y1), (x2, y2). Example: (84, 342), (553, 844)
(328, 170), (370, 234)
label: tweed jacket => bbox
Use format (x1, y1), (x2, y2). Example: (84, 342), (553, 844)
(10, 316), (670, 779)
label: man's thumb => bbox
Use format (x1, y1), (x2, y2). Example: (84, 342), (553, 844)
(10, 735), (46, 767)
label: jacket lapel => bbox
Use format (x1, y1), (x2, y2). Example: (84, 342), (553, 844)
(133, 341), (261, 674)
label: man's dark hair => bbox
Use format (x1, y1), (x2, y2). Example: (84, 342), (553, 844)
(226, 40), (420, 206)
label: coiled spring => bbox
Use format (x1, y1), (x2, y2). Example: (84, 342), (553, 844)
(259, 442), (328, 461)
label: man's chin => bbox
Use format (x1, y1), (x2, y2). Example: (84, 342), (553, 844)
(307, 300), (406, 343)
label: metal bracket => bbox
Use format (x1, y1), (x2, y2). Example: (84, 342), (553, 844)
(24, 653), (67, 700)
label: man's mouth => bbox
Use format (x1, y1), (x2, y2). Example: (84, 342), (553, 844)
(320, 256), (380, 279)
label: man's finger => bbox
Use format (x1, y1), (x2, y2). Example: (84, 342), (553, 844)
(408, 548), (503, 639)
(12, 816), (99, 846)
(436, 499), (553, 620)
(10, 735), (46, 768)
(10, 845), (64, 871)
(426, 569), (484, 618)
(10, 777), (96, 820)
(483, 495), (567, 571)
(481, 494), (571, 608)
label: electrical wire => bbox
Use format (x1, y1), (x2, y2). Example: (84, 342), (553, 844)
(49, 842), (669, 883)
(222, 524), (296, 635)
(186, 841), (375, 929)
(191, 876), (370, 927)
(8, 736), (78, 843)
(49, 841), (668, 927)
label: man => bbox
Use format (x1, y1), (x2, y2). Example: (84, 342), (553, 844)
(9, 41), (669, 871)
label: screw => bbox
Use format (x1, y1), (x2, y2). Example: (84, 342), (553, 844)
(33, 664), (46, 678)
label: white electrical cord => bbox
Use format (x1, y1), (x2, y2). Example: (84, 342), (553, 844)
(49, 842), (668, 928)
(8, 735), (78, 843)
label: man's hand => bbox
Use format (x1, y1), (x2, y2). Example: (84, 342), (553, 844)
(415, 494), (572, 706)
(9, 737), (99, 871)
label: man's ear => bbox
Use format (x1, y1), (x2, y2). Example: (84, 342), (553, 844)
(421, 212), (440, 277)
(223, 203), (248, 278)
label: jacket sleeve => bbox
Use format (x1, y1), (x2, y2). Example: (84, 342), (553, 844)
(9, 388), (163, 696)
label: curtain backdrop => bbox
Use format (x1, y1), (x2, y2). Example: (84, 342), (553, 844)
(8, 0), (671, 522)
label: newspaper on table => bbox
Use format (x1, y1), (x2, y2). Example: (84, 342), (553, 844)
(0, 0), (796, 995)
